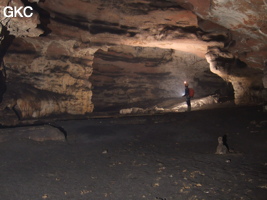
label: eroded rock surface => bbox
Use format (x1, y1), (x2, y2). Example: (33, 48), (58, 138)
(0, 0), (43, 37)
(92, 46), (228, 111)
(0, 0), (266, 124)
(3, 37), (94, 119)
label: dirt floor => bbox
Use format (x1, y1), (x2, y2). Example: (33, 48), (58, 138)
(0, 106), (266, 200)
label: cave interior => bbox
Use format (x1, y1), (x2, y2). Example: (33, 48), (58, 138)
(0, 0), (266, 125)
(0, 1), (267, 200)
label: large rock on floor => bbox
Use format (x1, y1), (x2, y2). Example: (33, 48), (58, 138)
(0, 125), (66, 142)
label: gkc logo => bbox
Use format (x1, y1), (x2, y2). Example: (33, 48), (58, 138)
(3, 6), (33, 18)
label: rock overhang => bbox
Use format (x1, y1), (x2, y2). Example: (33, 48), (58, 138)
(0, 0), (266, 124)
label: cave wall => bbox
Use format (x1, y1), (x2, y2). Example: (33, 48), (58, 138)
(206, 47), (265, 104)
(0, 0), (43, 37)
(2, 36), (94, 119)
(92, 46), (229, 111)
(0, 0), (266, 124)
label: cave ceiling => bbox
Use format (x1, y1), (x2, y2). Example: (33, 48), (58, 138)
(1, 0), (266, 63)
(0, 0), (267, 124)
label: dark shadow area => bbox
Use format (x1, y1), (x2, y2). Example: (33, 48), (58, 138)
(223, 134), (230, 151)
(234, 58), (247, 68)
(92, 20), (119, 27)
(0, 27), (15, 59)
(0, 106), (266, 199)
(51, 13), (136, 36)
(20, 0), (52, 36)
(0, 71), (6, 103)
(0, 26), (15, 103)
(213, 82), (234, 103)
(90, 24), (127, 35)
(52, 12), (89, 32)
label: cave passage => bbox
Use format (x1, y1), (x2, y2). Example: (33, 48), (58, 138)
(91, 47), (235, 113)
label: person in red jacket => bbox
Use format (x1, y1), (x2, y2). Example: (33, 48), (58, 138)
(183, 81), (191, 111)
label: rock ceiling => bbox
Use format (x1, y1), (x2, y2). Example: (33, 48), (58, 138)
(0, 0), (266, 124)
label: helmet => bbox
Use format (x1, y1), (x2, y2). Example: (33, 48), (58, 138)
(184, 81), (189, 86)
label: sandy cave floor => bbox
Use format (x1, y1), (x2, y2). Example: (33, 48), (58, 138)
(0, 106), (267, 200)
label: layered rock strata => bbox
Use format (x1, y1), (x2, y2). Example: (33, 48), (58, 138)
(0, 0), (266, 124)
(92, 46), (229, 111)
(3, 37), (94, 119)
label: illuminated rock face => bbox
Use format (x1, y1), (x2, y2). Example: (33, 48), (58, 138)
(3, 37), (94, 119)
(0, 0), (43, 37)
(92, 46), (228, 111)
(0, 0), (266, 123)
(206, 47), (265, 104)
